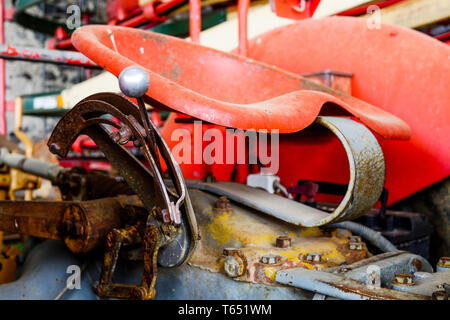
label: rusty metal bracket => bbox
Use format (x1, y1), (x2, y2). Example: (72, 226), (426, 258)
(314, 116), (385, 225)
(0, 195), (142, 253)
(48, 93), (198, 268)
(173, 116), (385, 227)
(95, 207), (162, 300)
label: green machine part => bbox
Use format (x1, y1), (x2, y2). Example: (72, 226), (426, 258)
(21, 91), (67, 117)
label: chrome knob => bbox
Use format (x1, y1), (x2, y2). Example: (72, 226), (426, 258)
(118, 66), (150, 98)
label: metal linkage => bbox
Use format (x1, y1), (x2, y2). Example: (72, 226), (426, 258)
(0, 195), (142, 253)
(95, 205), (162, 300)
(0, 148), (134, 200)
(47, 68), (198, 299)
(0, 147), (63, 181)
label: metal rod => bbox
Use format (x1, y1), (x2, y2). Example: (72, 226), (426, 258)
(0, 44), (99, 68)
(0, 148), (64, 182)
(189, 0), (201, 43)
(0, 1), (6, 135)
(238, 0), (249, 56)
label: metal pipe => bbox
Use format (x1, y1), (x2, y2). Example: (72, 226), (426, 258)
(0, 148), (64, 182)
(238, 0), (249, 56)
(189, 0), (201, 43)
(0, 44), (98, 68)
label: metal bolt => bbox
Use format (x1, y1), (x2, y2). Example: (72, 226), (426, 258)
(349, 242), (364, 251)
(437, 257), (450, 272)
(276, 236), (291, 248)
(260, 255), (280, 265)
(109, 126), (133, 145)
(393, 273), (415, 286)
(300, 253), (322, 263)
(224, 256), (243, 278)
(215, 196), (231, 209)
(432, 290), (449, 300)
(118, 66), (150, 98)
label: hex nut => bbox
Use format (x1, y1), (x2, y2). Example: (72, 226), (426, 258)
(393, 273), (415, 286)
(276, 236), (291, 248)
(224, 256), (240, 278)
(349, 242), (364, 251)
(224, 255), (245, 278)
(437, 257), (450, 272)
(260, 255), (281, 265)
(300, 253), (322, 263)
(214, 196), (232, 213)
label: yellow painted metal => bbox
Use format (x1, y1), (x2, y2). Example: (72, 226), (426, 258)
(7, 98), (41, 201)
(8, 168), (40, 200)
(0, 245), (20, 285)
(187, 189), (369, 285)
(14, 98), (33, 158)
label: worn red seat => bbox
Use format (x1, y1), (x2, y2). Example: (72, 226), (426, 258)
(242, 17), (450, 205)
(72, 25), (410, 139)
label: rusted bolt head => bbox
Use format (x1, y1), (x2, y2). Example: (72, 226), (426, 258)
(276, 236), (291, 248)
(109, 131), (121, 143)
(437, 257), (450, 272)
(260, 255), (281, 265)
(349, 242), (364, 251)
(300, 253), (322, 263)
(432, 290), (449, 300)
(215, 196), (231, 209)
(393, 273), (415, 286)
(224, 256), (244, 278)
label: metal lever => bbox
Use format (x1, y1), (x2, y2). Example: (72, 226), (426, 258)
(119, 66), (160, 164)
(119, 66), (171, 215)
